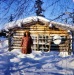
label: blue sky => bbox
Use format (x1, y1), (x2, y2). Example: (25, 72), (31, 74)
(0, 0), (74, 29)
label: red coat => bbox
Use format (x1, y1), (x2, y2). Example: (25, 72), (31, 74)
(21, 36), (33, 54)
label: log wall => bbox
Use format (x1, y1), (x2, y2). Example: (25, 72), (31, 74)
(9, 24), (72, 54)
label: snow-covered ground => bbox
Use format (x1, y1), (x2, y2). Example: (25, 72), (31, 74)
(0, 37), (74, 75)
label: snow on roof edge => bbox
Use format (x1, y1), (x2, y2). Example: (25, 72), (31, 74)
(3, 16), (49, 31)
(50, 21), (74, 31)
(2, 16), (74, 31)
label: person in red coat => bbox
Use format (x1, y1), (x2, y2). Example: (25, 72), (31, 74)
(21, 31), (33, 54)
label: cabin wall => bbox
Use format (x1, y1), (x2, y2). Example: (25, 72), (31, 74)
(11, 24), (72, 53)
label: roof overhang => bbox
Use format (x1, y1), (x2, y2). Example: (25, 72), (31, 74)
(2, 16), (74, 31)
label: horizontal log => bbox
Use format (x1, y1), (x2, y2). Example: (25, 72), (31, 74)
(12, 42), (69, 46)
(12, 44), (69, 47)
(13, 42), (21, 44)
(13, 39), (22, 41)
(14, 29), (67, 32)
(13, 34), (23, 36)
(13, 37), (22, 39)
(11, 46), (22, 49)
(12, 34), (67, 38)
(11, 46), (69, 52)
(11, 46), (34, 49)
(13, 36), (22, 38)
(12, 44), (21, 46)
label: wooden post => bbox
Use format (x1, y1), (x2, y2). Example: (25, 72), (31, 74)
(8, 31), (12, 51)
(72, 31), (74, 54)
(67, 34), (72, 55)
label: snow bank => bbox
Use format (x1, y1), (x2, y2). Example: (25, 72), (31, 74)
(0, 38), (74, 75)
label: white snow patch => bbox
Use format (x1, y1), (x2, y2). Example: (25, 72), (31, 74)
(57, 58), (74, 69)
(34, 57), (42, 60)
(2, 40), (8, 48)
(0, 42), (2, 48)
(70, 61), (74, 68)
(16, 51), (42, 59)
(32, 51), (43, 56)
(10, 57), (20, 63)
(17, 54), (26, 58)
(26, 54), (35, 58)
(59, 52), (70, 57)
(11, 49), (22, 55)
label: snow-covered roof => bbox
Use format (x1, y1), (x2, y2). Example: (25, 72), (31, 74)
(50, 21), (74, 31)
(2, 16), (74, 31)
(3, 16), (49, 31)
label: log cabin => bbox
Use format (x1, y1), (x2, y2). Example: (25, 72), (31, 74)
(3, 16), (73, 55)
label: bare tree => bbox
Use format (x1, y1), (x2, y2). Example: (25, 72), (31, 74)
(0, 0), (74, 27)
(0, 0), (35, 25)
(44, 0), (74, 24)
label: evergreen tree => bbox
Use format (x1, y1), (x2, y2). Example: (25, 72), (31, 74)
(35, 0), (45, 17)
(9, 14), (13, 22)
